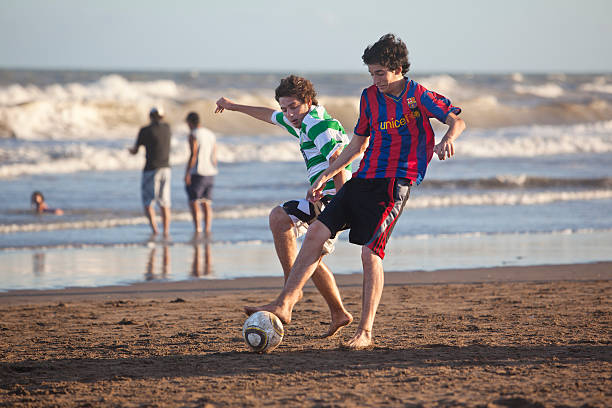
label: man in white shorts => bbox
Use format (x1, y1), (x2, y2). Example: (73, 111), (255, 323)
(129, 107), (172, 238)
(215, 75), (353, 337)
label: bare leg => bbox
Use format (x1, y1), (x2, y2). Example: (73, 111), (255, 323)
(160, 206), (170, 239)
(144, 205), (158, 235)
(343, 246), (384, 350)
(269, 206), (297, 282)
(244, 220), (332, 324)
(189, 200), (201, 233)
(311, 262), (353, 337)
(201, 200), (212, 234)
(268, 208), (352, 336)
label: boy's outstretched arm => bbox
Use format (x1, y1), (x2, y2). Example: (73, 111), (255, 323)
(434, 113), (466, 160)
(214, 97), (276, 124)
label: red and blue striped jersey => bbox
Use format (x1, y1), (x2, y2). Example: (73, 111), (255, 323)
(353, 78), (461, 184)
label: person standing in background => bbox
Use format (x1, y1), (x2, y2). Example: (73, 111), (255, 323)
(129, 107), (172, 239)
(184, 111), (217, 236)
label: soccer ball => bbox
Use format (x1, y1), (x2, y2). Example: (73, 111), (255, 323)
(242, 311), (284, 353)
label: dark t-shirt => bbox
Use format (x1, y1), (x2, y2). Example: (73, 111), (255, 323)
(136, 122), (171, 171)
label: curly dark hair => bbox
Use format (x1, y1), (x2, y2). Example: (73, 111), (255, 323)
(362, 33), (410, 75)
(274, 75), (318, 105)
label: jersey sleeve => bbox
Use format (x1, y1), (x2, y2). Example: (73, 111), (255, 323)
(270, 111), (299, 138)
(353, 90), (371, 137)
(418, 87), (462, 123)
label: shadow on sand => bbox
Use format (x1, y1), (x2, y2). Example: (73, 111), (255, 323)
(1, 343), (609, 385)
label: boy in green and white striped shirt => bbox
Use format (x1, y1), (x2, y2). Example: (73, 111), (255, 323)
(215, 75), (353, 337)
(270, 104), (351, 197)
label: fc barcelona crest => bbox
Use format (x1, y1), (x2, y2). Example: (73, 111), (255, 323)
(407, 97), (417, 109)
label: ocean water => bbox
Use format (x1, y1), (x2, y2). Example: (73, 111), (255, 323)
(1, 69), (611, 291)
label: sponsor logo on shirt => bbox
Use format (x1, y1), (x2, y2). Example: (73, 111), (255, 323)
(379, 110), (420, 131)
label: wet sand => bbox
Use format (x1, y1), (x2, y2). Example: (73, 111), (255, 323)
(0, 262), (610, 407)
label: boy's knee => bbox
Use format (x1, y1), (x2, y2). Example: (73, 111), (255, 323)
(305, 220), (331, 243)
(269, 206), (291, 230)
(361, 246), (382, 263)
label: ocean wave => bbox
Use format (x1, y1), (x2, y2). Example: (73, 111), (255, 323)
(2, 74), (612, 141)
(1, 120), (612, 178)
(2, 190), (610, 234)
(407, 189), (612, 208)
(0, 205), (274, 234)
(457, 120), (612, 157)
(424, 176), (612, 190)
(513, 83), (564, 98)
(0, 138), (304, 178)
(1, 227), (610, 252)
(579, 76), (612, 94)
(0, 75), (284, 140)
(401, 227), (612, 241)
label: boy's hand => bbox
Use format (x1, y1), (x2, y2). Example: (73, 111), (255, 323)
(307, 176), (326, 203)
(215, 97), (234, 113)
(434, 138), (455, 160)
(436, 113), (465, 160)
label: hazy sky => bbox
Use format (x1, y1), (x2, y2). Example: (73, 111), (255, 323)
(1, 0), (610, 73)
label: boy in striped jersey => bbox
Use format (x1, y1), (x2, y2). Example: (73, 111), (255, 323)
(245, 34), (466, 349)
(215, 75), (353, 337)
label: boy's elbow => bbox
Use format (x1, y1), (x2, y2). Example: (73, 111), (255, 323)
(358, 140), (369, 154)
(450, 116), (466, 134)
(457, 117), (466, 132)
(352, 135), (369, 153)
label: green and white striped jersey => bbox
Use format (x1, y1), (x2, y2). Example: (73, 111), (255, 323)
(271, 105), (351, 196)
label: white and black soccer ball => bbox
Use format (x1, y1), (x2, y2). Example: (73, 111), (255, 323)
(242, 311), (284, 353)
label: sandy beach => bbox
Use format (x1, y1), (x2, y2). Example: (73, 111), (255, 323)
(0, 262), (610, 407)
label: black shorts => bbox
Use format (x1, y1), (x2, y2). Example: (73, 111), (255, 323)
(281, 195), (331, 224)
(186, 174), (215, 202)
(317, 177), (411, 259)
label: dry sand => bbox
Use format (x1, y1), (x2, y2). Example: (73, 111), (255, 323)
(1, 262), (610, 407)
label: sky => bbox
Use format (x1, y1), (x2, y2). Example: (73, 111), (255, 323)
(0, 0), (610, 73)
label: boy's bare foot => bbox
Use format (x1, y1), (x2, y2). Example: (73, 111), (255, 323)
(340, 328), (373, 350)
(244, 303), (292, 325)
(322, 311), (353, 338)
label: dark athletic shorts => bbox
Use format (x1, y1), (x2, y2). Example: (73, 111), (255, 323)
(317, 177), (411, 259)
(186, 174), (215, 202)
(281, 196), (335, 254)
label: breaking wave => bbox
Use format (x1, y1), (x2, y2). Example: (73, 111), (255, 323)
(2, 73), (612, 142)
(2, 120), (612, 179)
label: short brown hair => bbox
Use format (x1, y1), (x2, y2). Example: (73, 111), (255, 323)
(274, 75), (318, 105)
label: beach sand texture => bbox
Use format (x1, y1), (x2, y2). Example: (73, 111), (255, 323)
(1, 263), (610, 407)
